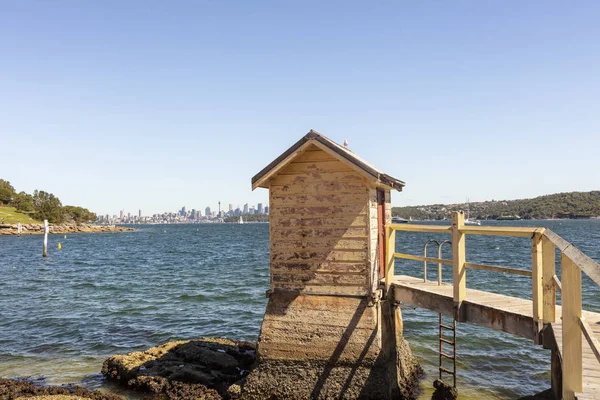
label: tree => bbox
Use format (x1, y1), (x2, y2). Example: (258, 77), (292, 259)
(63, 206), (97, 224)
(32, 190), (65, 223)
(392, 191), (600, 220)
(0, 179), (16, 205)
(13, 191), (34, 212)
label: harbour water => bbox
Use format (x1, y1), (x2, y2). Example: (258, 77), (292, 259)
(0, 220), (599, 398)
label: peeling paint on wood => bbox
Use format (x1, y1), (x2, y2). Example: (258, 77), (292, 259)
(269, 204), (368, 217)
(267, 146), (376, 295)
(271, 250), (369, 262)
(270, 172), (366, 185)
(271, 193), (366, 206)
(270, 215), (368, 228)
(278, 160), (355, 175)
(272, 272), (368, 285)
(271, 261), (369, 274)
(270, 181), (366, 195)
(272, 238), (369, 251)
(271, 227), (369, 239)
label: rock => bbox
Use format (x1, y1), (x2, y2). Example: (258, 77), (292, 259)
(0, 223), (135, 235)
(0, 377), (121, 400)
(126, 375), (169, 393)
(431, 379), (458, 400)
(17, 396), (88, 400)
(102, 337), (256, 399)
(227, 383), (242, 399)
(516, 389), (555, 400)
(173, 342), (240, 371)
(165, 380), (222, 400)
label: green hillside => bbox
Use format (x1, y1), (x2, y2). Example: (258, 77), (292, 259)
(392, 191), (600, 220)
(0, 206), (41, 224)
(1, 179), (96, 224)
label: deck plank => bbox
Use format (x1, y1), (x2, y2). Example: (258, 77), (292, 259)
(392, 275), (600, 399)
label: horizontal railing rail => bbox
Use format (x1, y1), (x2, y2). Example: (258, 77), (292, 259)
(579, 316), (600, 365)
(393, 253), (452, 266)
(385, 211), (600, 400)
(464, 262), (533, 277)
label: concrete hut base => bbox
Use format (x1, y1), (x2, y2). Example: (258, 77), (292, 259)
(238, 292), (422, 400)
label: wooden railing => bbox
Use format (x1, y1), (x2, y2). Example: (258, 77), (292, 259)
(384, 211), (600, 400)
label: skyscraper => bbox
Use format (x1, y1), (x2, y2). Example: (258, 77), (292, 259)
(205, 207), (211, 217)
(120, 209), (124, 219)
(139, 209), (142, 218)
(243, 203), (249, 214)
(257, 203), (264, 214)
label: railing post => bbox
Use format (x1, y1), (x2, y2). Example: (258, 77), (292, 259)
(542, 235), (556, 324)
(452, 211), (466, 320)
(385, 226), (396, 295)
(532, 233), (544, 344)
(562, 253), (582, 400)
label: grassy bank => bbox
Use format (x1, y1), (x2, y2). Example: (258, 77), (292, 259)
(0, 206), (41, 224)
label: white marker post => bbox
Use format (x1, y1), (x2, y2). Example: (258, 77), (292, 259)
(17, 222), (22, 237)
(43, 220), (49, 257)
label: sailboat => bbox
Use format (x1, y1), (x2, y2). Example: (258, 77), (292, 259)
(464, 198), (481, 226)
(238, 216), (244, 224)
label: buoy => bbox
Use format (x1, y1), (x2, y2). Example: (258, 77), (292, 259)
(64, 235), (67, 239)
(58, 242), (62, 250)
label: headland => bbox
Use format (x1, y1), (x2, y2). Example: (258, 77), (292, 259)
(0, 223), (134, 235)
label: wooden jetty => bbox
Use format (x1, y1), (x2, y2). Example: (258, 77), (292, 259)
(386, 215), (600, 400)
(247, 129), (600, 399)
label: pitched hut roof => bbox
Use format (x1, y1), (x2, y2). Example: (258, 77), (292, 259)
(251, 129), (405, 191)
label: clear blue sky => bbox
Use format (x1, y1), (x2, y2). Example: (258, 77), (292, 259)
(1, 1), (598, 215)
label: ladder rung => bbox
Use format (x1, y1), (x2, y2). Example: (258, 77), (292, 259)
(440, 323), (455, 330)
(440, 352), (455, 360)
(440, 338), (455, 345)
(439, 366), (455, 375)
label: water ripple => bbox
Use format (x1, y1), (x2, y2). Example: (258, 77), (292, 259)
(1, 220), (599, 398)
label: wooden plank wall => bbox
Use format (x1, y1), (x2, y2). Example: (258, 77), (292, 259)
(368, 189), (392, 293)
(269, 144), (371, 296)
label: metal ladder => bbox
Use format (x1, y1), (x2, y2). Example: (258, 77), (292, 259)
(439, 313), (457, 387)
(423, 239), (457, 387)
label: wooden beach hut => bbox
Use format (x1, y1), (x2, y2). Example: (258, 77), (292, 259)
(244, 130), (420, 399)
(252, 129), (404, 296)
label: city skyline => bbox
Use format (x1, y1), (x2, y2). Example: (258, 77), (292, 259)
(103, 201), (268, 222)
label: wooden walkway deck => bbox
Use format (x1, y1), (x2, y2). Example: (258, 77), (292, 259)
(393, 275), (600, 399)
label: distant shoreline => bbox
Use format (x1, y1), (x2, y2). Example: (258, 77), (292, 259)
(392, 190), (600, 221)
(0, 223), (135, 235)
(404, 217), (600, 222)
